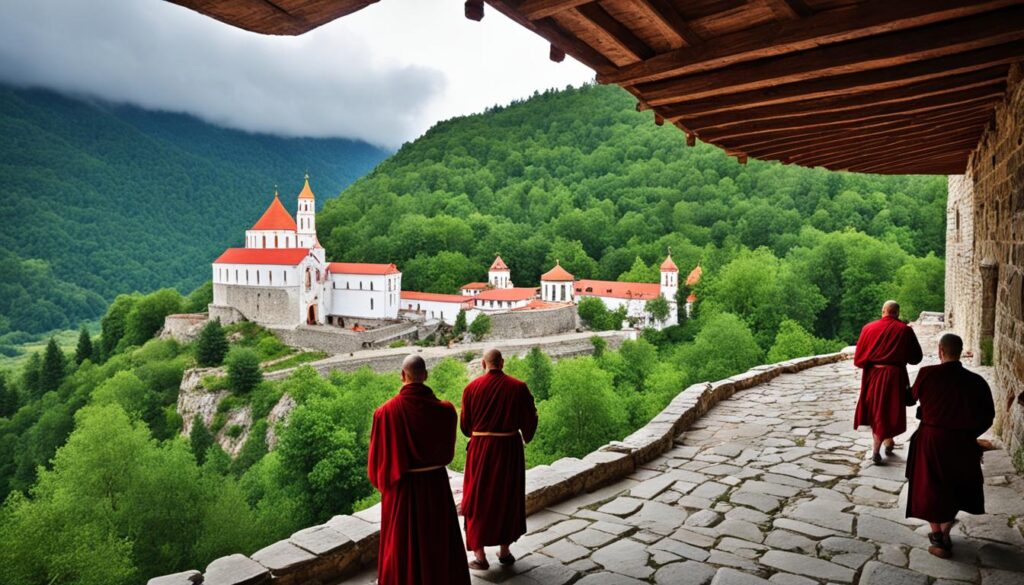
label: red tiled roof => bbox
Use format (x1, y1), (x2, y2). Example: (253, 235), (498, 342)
(461, 282), (489, 290)
(687, 294), (698, 303)
(490, 255), (509, 271)
(475, 287), (538, 302)
(661, 255), (679, 272)
(214, 248), (310, 265)
(513, 300), (566, 311)
(329, 262), (400, 275)
(251, 194), (297, 231)
(686, 265), (703, 287)
(575, 279), (661, 301)
(541, 262), (574, 281)
(401, 291), (470, 304)
(298, 176), (315, 200)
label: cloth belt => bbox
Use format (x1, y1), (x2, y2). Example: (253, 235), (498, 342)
(472, 431), (518, 437)
(408, 465), (444, 473)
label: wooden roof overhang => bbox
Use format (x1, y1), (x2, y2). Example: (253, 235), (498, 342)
(166, 0), (1024, 175)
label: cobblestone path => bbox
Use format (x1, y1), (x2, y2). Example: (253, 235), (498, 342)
(345, 358), (1024, 585)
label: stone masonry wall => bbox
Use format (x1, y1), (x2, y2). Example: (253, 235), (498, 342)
(150, 348), (853, 585)
(945, 175), (982, 365)
(160, 313), (209, 343)
(948, 63), (1024, 468)
(213, 284), (298, 327)
(488, 305), (579, 339)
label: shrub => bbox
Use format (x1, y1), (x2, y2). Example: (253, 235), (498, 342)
(226, 424), (244, 439)
(226, 347), (262, 395)
(468, 313), (492, 339)
(196, 319), (229, 367)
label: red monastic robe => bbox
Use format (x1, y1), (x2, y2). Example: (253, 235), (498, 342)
(460, 370), (538, 551)
(853, 316), (923, 438)
(906, 361), (994, 523)
(368, 383), (470, 585)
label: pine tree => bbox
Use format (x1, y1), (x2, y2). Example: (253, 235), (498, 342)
(20, 352), (42, 399)
(0, 373), (19, 417)
(524, 346), (553, 400)
(39, 338), (66, 393)
(189, 415), (215, 465)
(226, 347), (263, 394)
(452, 309), (467, 335)
(74, 325), (94, 365)
(195, 319), (229, 367)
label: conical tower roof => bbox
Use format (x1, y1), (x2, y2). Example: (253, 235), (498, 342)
(251, 192), (297, 231)
(298, 174), (315, 200)
(541, 260), (575, 282)
(490, 255), (510, 271)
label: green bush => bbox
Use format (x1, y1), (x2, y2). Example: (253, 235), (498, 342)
(226, 347), (263, 395)
(226, 424), (244, 439)
(196, 319), (229, 367)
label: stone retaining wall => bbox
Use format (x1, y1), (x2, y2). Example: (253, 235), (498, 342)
(488, 305), (578, 339)
(150, 347), (853, 585)
(160, 313), (209, 343)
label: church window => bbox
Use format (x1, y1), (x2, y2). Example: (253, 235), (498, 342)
(284, 272), (288, 285)
(370, 281), (374, 291)
(256, 271), (260, 285)
(262, 235), (266, 248)
(370, 298), (374, 310)
(246, 270), (250, 284)
(235, 269), (239, 282)
(274, 235), (278, 248)
(360, 281), (363, 290)
(346, 281), (350, 290)
(269, 272), (273, 285)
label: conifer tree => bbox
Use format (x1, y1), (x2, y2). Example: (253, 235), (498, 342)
(20, 352), (42, 399)
(195, 319), (229, 367)
(523, 346), (553, 400)
(226, 347), (263, 394)
(189, 415), (215, 465)
(0, 373), (18, 417)
(39, 338), (66, 393)
(452, 309), (467, 335)
(74, 325), (94, 365)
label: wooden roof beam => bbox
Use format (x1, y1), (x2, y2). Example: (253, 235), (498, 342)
(649, 41), (1024, 114)
(762, 0), (811, 21)
(571, 3), (655, 62)
(795, 126), (988, 168)
(635, 0), (702, 48)
(598, 0), (1020, 86)
(663, 66), (1008, 127)
(850, 147), (975, 174)
(517, 0), (593, 20)
(637, 7), (1024, 105)
(485, 0), (617, 73)
(737, 106), (995, 156)
(696, 84), (1005, 142)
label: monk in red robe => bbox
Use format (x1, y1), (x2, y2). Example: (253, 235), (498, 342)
(906, 333), (994, 559)
(461, 349), (538, 570)
(368, 355), (470, 585)
(854, 300), (922, 464)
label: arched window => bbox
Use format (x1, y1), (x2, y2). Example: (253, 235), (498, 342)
(274, 235), (279, 248)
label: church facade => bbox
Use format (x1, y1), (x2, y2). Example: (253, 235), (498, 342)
(209, 177), (401, 328)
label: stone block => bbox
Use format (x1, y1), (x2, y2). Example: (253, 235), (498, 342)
(524, 465), (574, 515)
(203, 554), (270, 585)
(289, 524), (352, 556)
(859, 561), (928, 585)
(147, 570), (202, 585)
(251, 541), (317, 574)
(582, 449), (634, 486)
(326, 515), (379, 546)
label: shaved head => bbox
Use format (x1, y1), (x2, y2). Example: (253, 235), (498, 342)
(402, 354), (428, 383)
(483, 348), (504, 371)
(882, 300), (900, 317)
(939, 333), (963, 361)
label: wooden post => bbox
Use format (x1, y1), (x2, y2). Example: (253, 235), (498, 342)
(654, 113), (664, 126)
(737, 154), (748, 164)
(550, 44), (566, 62)
(686, 132), (696, 147)
(465, 0), (484, 21)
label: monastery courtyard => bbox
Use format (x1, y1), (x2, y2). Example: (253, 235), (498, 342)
(342, 337), (1024, 585)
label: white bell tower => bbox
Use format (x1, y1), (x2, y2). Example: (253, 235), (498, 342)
(296, 174), (318, 249)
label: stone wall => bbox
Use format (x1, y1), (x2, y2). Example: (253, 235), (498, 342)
(213, 284), (298, 327)
(488, 305), (578, 339)
(150, 348), (853, 585)
(945, 63), (1024, 469)
(271, 326), (365, 354)
(160, 313), (209, 343)
(945, 175), (983, 365)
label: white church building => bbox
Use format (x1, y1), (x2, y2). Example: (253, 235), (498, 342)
(209, 177), (402, 328)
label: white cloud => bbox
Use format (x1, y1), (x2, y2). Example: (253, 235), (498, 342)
(0, 0), (594, 148)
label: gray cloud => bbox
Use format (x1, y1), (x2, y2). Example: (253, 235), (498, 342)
(0, 0), (594, 148)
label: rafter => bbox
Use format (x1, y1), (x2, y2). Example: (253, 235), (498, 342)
(636, 8), (1024, 105)
(598, 0), (1019, 86)
(517, 0), (592, 20)
(634, 0), (702, 48)
(572, 3), (654, 62)
(850, 147), (975, 174)
(485, 0), (617, 73)
(663, 66), (1008, 127)
(795, 128), (987, 168)
(695, 85), (1005, 142)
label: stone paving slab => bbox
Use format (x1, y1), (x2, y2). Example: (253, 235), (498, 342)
(336, 350), (1024, 585)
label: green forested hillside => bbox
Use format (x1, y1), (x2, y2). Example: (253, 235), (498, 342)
(0, 85), (389, 335)
(320, 83), (946, 343)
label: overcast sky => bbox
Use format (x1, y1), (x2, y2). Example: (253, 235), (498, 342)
(0, 0), (595, 149)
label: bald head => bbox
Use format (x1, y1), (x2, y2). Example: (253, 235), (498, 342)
(482, 348), (503, 371)
(939, 333), (963, 362)
(882, 300), (900, 318)
(401, 354), (428, 383)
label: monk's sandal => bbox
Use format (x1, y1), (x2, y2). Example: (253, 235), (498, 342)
(928, 532), (952, 559)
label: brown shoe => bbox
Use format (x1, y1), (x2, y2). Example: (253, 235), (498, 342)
(884, 442), (896, 456)
(928, 532), (952, 559)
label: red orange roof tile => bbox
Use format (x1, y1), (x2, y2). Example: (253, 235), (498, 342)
(661, 255), (679, 272)
(575, 279), (661, 301)
(214, 248), (310, 265)
(401, 291), (470, 304)
(541, 261), (575, 281)
(251, 193), (297, 231)
(475, 287), (538, 302)
(328, 262), (400, 275)
(685, 264), (703, 287)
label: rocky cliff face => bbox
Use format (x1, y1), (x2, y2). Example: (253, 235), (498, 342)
(177, 366), (296, 457)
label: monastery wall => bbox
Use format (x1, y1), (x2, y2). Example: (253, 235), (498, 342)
(212, 284), (299, 328)
(488, 305), (578, 339)
(159, 313), (209, 343)
(947, 63), (1024, 469)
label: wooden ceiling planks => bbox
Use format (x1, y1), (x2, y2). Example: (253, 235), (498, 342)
(167, 0), (1024, 174)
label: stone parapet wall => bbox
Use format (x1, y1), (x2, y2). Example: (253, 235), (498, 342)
(213, 284), (298, 327)
(271, 326), (365, 354)
(948, 63), (1024, 469)
(160, 313), (209, 343)
(150, 347), (853, 585)
(488, 305), (578, 339)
